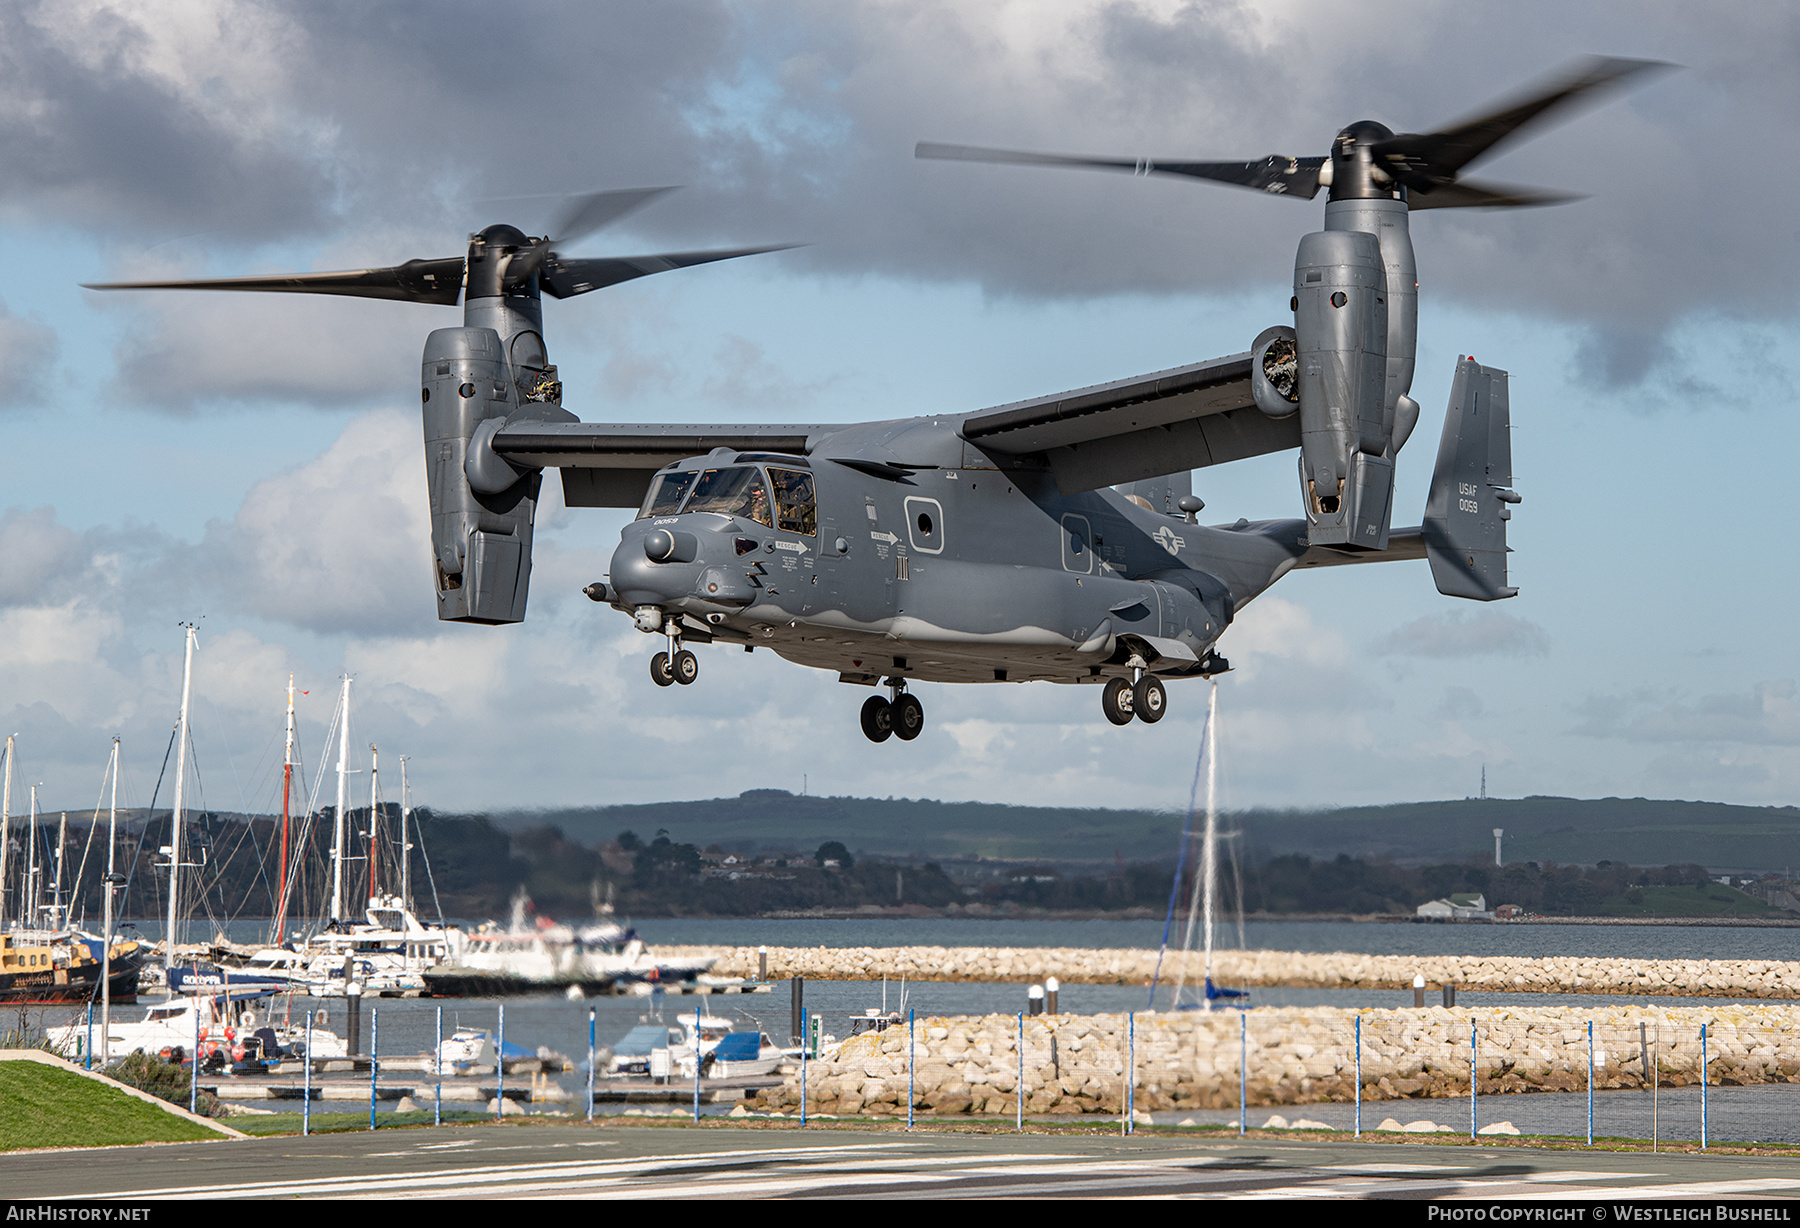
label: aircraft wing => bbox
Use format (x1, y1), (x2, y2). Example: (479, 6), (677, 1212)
(492, 421), (846, 508)
(956, 352), (1298, 495)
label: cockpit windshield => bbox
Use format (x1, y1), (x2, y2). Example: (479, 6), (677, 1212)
(683, 467), (774, 528)
(638, 470), (696, 519)
(637, 462), (815, 533)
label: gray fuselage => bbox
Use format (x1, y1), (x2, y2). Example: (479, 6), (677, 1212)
(605, 417), (1312, 690)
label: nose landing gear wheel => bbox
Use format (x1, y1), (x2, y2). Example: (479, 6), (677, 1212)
(1132, 675), (1167, 723)
(650, 652), (675, 687)
(860, 696), (894, 742)
(1101, 677), (1135, 725)
(892, 692), (925, 741)
(673, 649), (699, 685)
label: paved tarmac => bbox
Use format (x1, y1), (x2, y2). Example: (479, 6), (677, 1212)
(9, 1122), (1800, 1200)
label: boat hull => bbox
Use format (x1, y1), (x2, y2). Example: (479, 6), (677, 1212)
(0, 958), (140, 1006)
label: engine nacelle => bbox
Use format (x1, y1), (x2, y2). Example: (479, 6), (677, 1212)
(1291, 228), (1394, 549)
(420, 326), (549, 624)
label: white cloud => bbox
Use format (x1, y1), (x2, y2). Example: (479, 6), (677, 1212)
(196, 407), (435, 635)
(1577, 681), (1800, 747)
(1380, 610), (1551, 658)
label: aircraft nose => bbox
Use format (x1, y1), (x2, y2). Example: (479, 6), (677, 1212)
(608, 541), (689, 608)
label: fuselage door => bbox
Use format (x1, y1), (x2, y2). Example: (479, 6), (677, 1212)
(1061, 513), (1094, 574)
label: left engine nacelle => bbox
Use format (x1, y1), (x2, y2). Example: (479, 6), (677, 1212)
(421, 326), (541, 624)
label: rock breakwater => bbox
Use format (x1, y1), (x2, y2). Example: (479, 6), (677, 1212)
(750, 1004), (1800, 1117)
(666, 946), (1800, 998)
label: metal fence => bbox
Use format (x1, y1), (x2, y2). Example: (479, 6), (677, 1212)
(781, 1006), (1800, 1148)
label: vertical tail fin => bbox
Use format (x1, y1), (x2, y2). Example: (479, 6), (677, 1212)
(1423, 356), (1520, 600)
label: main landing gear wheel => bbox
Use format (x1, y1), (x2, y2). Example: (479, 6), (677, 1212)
(892, 692), (925, 741)
(650, 652), (675, 687)
(860, 696), (894, 742)
(1101, 677), (1135, 725)
(673, 649), (699, 685)
(1132, 675), (1167, 723)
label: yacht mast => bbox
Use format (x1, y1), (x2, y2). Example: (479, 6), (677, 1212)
(52, 810), (67, 929)
(26, 785), (39, 929)
(330, 676), (352, 923)
(399, 757), (412, 912)
(1200, 680), (1219, 1010)
(102, 738), (119, 1054)
(367, 744), (380, 904)
(0, 735), (12, 929)
(165, 623), (197, 976)
(276, 674), (296, 945)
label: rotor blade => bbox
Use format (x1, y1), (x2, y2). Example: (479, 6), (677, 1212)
(540, 244), (799, 299)
(549, 186), (679, 248)
(83, 257), (467, 305)
(1372, 56), (1672, 181)
(916, 142), (1325, 199)
(1405, 178), (1584, 210)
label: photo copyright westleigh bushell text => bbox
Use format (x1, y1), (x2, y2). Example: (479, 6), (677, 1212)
(1427, 1210), (1792, 1223)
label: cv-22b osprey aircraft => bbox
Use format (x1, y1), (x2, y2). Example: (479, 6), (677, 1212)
(91, 58), (1661, 743)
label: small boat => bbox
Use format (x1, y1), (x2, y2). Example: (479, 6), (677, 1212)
(0, 930), (144, 1005)
(607, 1011), (738, 1078)
(48, 991), (348, 1065)
(425, 1026), (537, 1075)
(703, 1031), (794, 1078)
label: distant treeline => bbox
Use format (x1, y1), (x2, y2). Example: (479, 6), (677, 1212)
(10, 808), (1788, 925)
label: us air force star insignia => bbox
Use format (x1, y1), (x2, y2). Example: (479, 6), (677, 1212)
(1153, 526), (1185, 555)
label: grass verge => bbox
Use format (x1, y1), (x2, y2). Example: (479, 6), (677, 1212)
(0, 1060), (219, 1150)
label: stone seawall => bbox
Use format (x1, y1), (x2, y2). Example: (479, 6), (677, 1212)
(749, 1004), (1800, 1117)
(669, 946), (1800, 998)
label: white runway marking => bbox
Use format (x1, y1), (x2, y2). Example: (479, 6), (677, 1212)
(35, 1138), (1800, 1201)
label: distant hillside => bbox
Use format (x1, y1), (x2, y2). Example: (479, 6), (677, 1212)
(489, 792), (1800, 873)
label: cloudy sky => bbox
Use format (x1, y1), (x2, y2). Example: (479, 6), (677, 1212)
(1, 0), (1796, 829)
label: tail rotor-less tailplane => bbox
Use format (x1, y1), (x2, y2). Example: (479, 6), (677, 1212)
(1423, 357), (1519, 600)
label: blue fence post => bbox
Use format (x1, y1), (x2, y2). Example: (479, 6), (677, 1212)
(587, 1006), (596, 1123)
(1239, 1012), (1247, 1136)
(692, 1005), (702, 1124)
(1586, 1020), (1594, 1147)
(370, 1008), (379, 1131)
(1700, 1022), (1708, 1150)
(434, 1005), (442, 1127)
(1124, 1012), (1135, 1136)
(907, 1008), (915, 1131)
(1469, 1020), (1477, 1141)
(303, 1009), (313, 1136)
(496, 1003), (506, 1121)
(190, 998), (200, 1116)
(85, 1003), (93, 1070)
(1354, 1014), (1362, 1138)
(799, 1010), (807, 1127)
(1016, 1012), (1024, 1132)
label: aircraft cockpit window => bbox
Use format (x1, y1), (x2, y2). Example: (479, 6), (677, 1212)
(638, 470), (696, 519)
(683, 466), (774, 528)
(768, 467), (817, 536)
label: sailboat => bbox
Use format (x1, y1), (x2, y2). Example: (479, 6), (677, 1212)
(1155, 680), (1249, 1012)
(47, 628), (345, 1063)
(0, 737), (146, 1006)
(226, 676), (454, 998)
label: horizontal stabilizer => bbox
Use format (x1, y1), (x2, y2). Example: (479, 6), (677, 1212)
(1423, 358), (1518, 600)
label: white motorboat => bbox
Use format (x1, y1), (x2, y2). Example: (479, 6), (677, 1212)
(48, 992), (347, 1064)
(426, 903), (712, 996)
